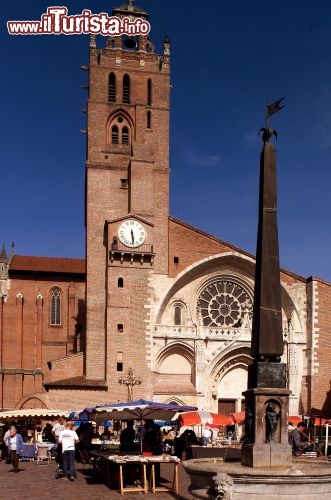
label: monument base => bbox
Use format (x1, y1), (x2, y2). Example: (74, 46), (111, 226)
(242, 387), (292, 468)
(241, 442), (292, 468)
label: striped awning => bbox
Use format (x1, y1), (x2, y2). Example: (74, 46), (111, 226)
(0, 409), (69, 420)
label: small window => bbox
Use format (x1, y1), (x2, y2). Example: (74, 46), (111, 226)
(50, 288), (61, 325)
(108, 72), (116, 102)
(147, 110), (151, 129)
(174, 306), (181, 326)
(174, 256), (179, 264)
(117, 323), (124, 333)
(120, 178), (128, 189)
(147, 79), (152, 106)
(117, 362), (123, 372)
(112, 125), (119, 144)
(123, 74), (130, 104)
(122, 126), (129, 145)
(118, 277), (124, 288)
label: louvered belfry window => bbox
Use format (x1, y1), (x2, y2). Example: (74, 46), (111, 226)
(123, 74), (130, 104)
(108, 73), (116, 102)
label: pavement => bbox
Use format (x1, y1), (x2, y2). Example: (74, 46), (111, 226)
(0, 458), (197, 500)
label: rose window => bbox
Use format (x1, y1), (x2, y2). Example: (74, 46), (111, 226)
(197, 280), (252, 327)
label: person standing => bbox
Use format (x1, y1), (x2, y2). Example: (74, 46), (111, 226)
(52, 417), (65, 443)
(7, 426), (24, 473)
(58, 421), (79, 481)
(202, 427), (212, 446)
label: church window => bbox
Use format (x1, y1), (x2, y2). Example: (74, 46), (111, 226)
(117, 323), (124, 333)
(174, 306), (182, 325)
(111, 125), (119, 144)
(50, 287), (61, 326)
(147, 110), (151, 129)
(117, 351), (123, 371)
(174, 256), (179, 264)
(122, 126), (129, 145)
(197, 279), (253, 327)
(147, 79), (152, 106)
(108, 72), (116, 102)
(118, 277), (124, 287)
(120, 178), (128, 189)
(123, 74), (130, 104)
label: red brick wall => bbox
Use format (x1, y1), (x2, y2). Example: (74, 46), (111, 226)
(0, 273), (85, 409)
(85, 34), (170, 380)
(311, 279), (331, 416)
(105, 265), (154, 401)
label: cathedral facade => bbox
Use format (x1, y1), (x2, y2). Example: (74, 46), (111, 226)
(1, 1), (331, 418)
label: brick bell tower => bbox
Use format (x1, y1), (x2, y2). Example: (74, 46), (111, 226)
(85, 0), (170, 396)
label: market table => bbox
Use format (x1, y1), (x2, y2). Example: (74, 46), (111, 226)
(92, 453), (148, 494)
(21, 443), (36, 461)
(91, 452), (181, 495)
(147, 456), (180, 494)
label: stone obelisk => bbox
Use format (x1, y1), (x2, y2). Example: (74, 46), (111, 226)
(241, 127), (292, 468)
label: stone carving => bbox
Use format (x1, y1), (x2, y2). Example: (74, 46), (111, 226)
(211, 472), (234, 499)
(242, 407), (253, 444)
(265, 401), (280, 442)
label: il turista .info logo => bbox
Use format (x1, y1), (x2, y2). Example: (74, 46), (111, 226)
(7, 7), (151, 36)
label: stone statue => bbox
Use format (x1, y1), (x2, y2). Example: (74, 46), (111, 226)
(265, 402), (280, 442)
(242, 407), (253, 444)
(211, 472), (234, 499)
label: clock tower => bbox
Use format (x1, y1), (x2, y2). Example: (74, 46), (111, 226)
(85, 0), (170, 396)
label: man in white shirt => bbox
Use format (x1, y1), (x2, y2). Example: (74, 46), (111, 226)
(52, 417), (65, 442)
(58, 421), (79, 481)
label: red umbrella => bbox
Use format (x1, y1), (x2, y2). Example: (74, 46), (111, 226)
(230, 411), (245, 424)
(178, 410), (233, 427)
(288, 416), (303, 425)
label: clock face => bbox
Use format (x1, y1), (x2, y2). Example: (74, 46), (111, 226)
(118, 219), (146, 248)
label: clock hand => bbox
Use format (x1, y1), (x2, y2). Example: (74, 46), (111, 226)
(131, 229), (134, 244)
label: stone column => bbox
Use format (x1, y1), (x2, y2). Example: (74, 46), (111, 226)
(242, 129), (292, 468)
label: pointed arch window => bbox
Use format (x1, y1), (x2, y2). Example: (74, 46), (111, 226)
(108, 72), (116, 102)
(112, 125), (119, 144)
(147, 79), (152, 106)
(50, 287), (61, 326)
(174, 306), (182, 325)
(122, 126), (129, 145)
(123, 74), (130, 104)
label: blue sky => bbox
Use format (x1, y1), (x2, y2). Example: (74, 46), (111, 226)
(2, 0), (331, 281)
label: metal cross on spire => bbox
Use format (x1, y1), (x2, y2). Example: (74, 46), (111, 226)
(118, 367), (142, 401)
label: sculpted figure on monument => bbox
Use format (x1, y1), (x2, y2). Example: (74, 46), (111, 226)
(241, 407), (253, 444)
(265, 401), (280, 442)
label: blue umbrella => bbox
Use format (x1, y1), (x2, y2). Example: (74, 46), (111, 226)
(101, 420), (113, 427)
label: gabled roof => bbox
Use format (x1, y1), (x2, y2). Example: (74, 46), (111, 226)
(9, 255), (85, 275)
(169, 216), (307, 283)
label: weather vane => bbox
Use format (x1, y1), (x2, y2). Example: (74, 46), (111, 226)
(259, 97), (285, 142)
